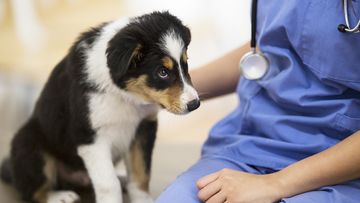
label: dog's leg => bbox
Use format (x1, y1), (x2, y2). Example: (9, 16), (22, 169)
(78, 137), (122, 203)
(10, 119), (79, 203)
(33, 155), (80, 203)
(125, 119), (157, 203)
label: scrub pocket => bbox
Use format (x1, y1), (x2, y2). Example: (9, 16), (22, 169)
(299, 0), (360, 83)
(335, 113), (360, 134)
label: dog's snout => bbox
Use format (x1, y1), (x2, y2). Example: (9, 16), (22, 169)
(187, 99), (200, 112)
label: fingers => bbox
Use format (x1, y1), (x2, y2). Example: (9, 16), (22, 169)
(205, 191), (226, 203)
(198, 179), (222, 202)
(197, 171), (220, 189)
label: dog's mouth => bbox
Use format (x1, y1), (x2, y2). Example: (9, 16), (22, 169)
(163, 105), (187, 115)
(127, 91), (201, 114)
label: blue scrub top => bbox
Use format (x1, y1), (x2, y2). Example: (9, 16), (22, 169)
(202, 0), (360, 170)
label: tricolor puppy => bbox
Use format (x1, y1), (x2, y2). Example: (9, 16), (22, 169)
(0, 11), (199, 203)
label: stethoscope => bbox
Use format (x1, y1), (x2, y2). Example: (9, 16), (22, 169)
(338, 0), (360, 33)
(239, 0), (268, 80)
(240, 0), (360, 80)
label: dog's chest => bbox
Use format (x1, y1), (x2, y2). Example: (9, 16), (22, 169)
(88, 92), (157, 154)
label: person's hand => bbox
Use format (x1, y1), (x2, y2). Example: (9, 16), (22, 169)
(196, 168), (282, 203)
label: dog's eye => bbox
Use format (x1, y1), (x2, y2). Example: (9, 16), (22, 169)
(157, 68), (169, 79)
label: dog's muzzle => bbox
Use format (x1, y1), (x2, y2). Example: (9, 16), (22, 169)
(186, 99), (200, 112)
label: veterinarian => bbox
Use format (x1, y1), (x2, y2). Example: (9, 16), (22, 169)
(156, 0), (360, 202)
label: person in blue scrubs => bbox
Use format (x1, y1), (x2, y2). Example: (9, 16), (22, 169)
(156, 0), (360, 202)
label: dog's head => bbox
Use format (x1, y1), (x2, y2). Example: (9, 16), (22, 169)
(105, 11), (200, 114)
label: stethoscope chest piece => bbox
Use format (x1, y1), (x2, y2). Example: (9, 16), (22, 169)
(239, 50), (268, 80)
(239, 0), (269, 80)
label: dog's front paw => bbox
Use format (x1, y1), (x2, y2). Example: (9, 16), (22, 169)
(47, 191), (80, 203)
(131, 195), (154, 203)
(127, 183), (153, 203)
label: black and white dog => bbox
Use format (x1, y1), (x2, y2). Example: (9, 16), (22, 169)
(0, 11), (200, 203)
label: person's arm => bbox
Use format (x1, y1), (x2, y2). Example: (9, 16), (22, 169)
(190, 42), (250, 100)
(273, 130), (360, 199)
(197, 130), (360, 203)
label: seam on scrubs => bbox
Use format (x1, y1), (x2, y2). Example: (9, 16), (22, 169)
(212, 140), (293, 171)
(299, 1), (313, 73)
(305, 65), (360, 83)
(239, 83), (262, 134)
(200, 154), (273, 175)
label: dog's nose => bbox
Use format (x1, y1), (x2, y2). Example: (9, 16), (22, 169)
(187, 99), (200, 112)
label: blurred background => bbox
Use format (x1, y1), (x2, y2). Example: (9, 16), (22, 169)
(0, 0), (250, 201)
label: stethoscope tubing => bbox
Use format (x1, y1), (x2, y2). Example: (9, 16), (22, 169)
(250, 0), (258, 49)
(343, 0), (360, 33)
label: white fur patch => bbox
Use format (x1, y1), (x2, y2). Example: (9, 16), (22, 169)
(85, 18), (129, 92)
(160, 29), (184, 63)
(127, 182), (154, 203)
(78, 138), (122, 203)
(88, 91), (157, 156)
(180, 84), (199, 109)
(47, 191), (79, 203)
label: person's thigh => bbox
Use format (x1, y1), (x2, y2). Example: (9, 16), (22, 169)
(155, 157), (258, 203)
(280, 179), (360, 203)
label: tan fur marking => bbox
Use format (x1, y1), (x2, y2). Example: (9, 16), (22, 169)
(146, 113), (158, 121)
(33, 154), (56, 203)
(132, 44), (142, 60)
(125, 76), (183, 113)
(33, 184), (50, 203)
(130, 141), (150, 191)
(127, 44), (142, 69)
(162, 56), (174, 70)
(182, 51), (188, 62)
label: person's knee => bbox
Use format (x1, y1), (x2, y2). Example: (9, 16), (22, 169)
(156, 172), (201, 203)
(156, 157), (249, 203)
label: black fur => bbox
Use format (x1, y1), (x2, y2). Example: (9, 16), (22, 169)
(109, 11), (191, 90)
(134, 119), (158, 174)
(0, 158), (12, 184)
(10, 118), (49, 200)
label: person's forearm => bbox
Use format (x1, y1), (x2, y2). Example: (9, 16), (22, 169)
(190, 42), (250, 100)
(272, 130), (360, 199)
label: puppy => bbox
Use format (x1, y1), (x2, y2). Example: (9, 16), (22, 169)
(0, 11), (200, 203)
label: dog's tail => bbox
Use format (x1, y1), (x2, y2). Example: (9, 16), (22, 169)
(1, 157), (13, 184)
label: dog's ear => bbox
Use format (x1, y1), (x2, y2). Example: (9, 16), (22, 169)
(183, 26), (191, 47)
(106, 32), (142, 80)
